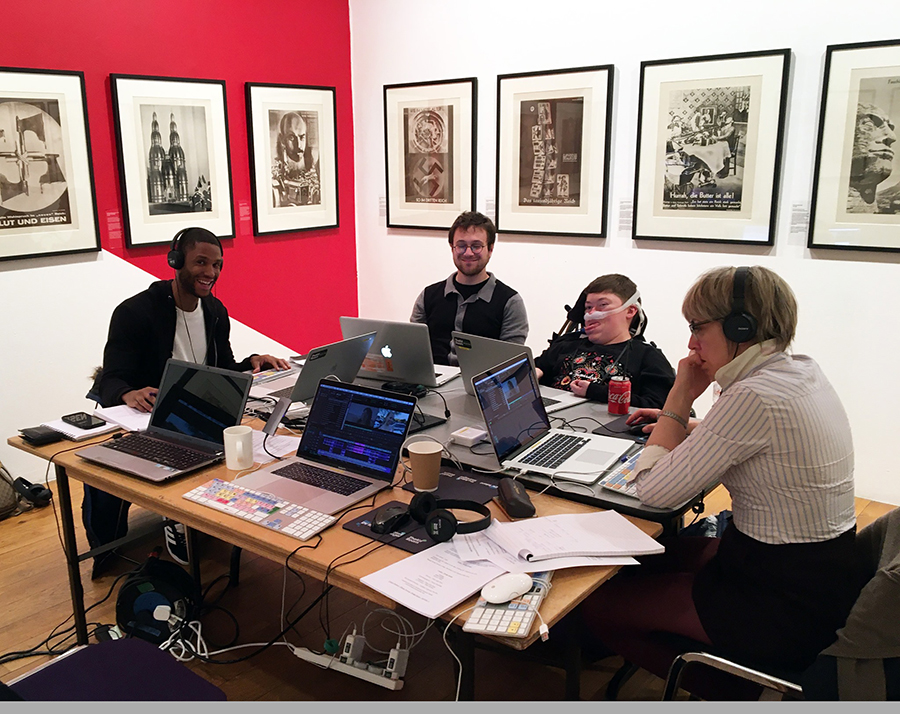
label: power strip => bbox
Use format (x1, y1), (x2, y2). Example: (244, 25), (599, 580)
(291, 647), (404, 690)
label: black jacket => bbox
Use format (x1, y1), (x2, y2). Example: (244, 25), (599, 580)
(94, 280), (254, 407)
(533, 332), (675, 408)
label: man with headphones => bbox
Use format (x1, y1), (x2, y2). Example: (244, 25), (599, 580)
(87, 227), (290, 573)
(534, 274), (675, 408)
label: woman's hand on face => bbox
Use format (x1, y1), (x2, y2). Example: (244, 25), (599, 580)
(674, 350), (712, 402)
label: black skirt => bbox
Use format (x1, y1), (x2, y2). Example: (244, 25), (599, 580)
(693, 524), (861, 672)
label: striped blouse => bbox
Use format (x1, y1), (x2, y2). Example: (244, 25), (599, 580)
(634, 352), (856, 544)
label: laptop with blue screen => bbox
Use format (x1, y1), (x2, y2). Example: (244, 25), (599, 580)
(233, 379), (417, 514)
(472, 353), (630, 484)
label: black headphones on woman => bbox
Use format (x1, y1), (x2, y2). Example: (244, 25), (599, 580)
(166, 227), (223, 270)
(721, 266), (758, 344)
(408, 492), (492, 543)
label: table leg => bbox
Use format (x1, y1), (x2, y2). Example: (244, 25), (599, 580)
(563, 623), (583, 700)
(186, 526), (201, 597)
(54, 464), (88, 645)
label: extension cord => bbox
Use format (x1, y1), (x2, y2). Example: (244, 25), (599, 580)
(291, 647), (404, 690)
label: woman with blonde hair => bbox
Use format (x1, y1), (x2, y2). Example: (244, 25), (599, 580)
(581, 265), (859, 672)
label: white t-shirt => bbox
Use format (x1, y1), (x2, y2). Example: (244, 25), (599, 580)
(173, 303), (208, 364)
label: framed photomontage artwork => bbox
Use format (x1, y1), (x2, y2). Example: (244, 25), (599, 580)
(496, 65), (614, 238)
(0, 66), (100, 261)
(633, 49), (791, 245)
(384, 78), (476, 230)
(111, 74), (234, 247)
(809, 39), (900, 253)
(246, 83), (338, 236)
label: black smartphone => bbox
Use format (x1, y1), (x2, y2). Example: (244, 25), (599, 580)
(61, 411), (107, 430)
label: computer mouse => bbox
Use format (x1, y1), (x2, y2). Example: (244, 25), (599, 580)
(371, 503), (411, 534)
(628, 424), (649, 437)
(481, 573), (534, 604)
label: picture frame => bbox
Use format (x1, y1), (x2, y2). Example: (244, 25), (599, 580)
(0, 66), (100, 261)
(496, 65), (614, 238)
(110, 74), (234, 247)
(809, 39), (900, 253)
(633, 49), (791, 245)
(246, 82), (338, 236)
(383, 77), (476, 230)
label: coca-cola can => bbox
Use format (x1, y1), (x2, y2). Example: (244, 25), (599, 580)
(608, 375), (631, 415)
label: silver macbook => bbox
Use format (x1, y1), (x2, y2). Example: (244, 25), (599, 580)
(233, 379), (418, 514)
(472, 353), (630, 484)
(452, 331), (586, 414)
(77, 360), (253, 482)
(249, 332), (377, 413)
(339, 317), (459, 388)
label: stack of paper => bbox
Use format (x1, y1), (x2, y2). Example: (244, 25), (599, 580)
(94, 405), (151, 432)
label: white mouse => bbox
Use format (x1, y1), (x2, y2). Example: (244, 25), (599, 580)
(480, 573), (533, 604)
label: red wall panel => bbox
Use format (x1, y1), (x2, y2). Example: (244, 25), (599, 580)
(7, 0), (357, 352)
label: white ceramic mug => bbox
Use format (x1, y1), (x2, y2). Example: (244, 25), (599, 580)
(223, 425), (254, 470)
(407, 440), (443, 492)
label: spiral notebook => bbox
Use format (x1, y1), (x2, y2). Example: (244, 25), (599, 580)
(484, 510), (663, 562)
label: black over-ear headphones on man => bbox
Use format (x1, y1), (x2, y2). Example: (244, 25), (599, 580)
(408, 492), (492, 543)
(166, 227), (223, 270)
(721, 266), (758, 344)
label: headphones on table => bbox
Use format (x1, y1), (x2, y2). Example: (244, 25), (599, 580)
(721, 266), (758, 344)
(408, 491), (491, 543)
(166, 227), (223, 270)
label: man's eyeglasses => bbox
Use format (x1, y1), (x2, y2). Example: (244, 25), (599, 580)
(453, 243), (486, 255)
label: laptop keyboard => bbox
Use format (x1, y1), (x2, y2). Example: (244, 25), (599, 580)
(272, 462), (369, 496)
(519, 433), (590, 469)
(268, 385), (296, 401)
(103, 433), (213, 470)
(540, 396), (559, 407)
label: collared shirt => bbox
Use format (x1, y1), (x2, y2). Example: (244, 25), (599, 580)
(411, 272), (528, 365)
(633, 348), (855, 544)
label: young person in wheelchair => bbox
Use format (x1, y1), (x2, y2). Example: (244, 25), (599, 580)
(533, 274), (675, 408)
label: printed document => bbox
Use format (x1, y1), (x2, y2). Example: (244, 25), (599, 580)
(361, 542), (504, 619)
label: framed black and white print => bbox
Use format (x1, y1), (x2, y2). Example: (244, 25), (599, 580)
(0, 66), (100, 261)
(246, 82), (338, 236)
(809, 39), (900, 252)
(633, 49), (791, 245)
(111, 74), (234, 247)
(496, 65), (614, 237)
(383, 78), (476, 230)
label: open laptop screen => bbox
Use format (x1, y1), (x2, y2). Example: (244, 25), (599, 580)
(297, 380), (417, 481)
(150, 360), (252, 446)
(472, 354), (551, 462)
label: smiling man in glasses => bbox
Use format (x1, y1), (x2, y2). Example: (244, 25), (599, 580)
(410, 210), (528, 365)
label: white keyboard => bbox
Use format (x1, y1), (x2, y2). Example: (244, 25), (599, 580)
(463, 573), (552, 638)
(597, 450), (642, 500)
(183, 478), (336, 541)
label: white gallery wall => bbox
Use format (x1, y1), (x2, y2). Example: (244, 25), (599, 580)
(349, 0), (900, 505)
(0, 253), (293, 483)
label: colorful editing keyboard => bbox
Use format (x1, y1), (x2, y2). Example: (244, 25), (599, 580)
(463, 572), (552, 639)
(597, 450), (642, 499)
(183, 478), (336, 541)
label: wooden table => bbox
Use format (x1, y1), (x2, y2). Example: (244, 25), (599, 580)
(9, 428), (661, 699)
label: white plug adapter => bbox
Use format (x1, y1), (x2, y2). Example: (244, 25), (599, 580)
(451, 426), (488, 447)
